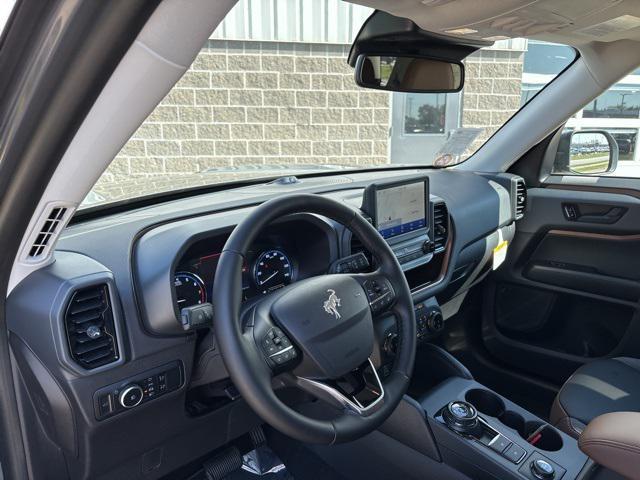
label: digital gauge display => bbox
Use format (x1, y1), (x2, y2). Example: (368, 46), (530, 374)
(253, 249), (293, 294)
(174, 272), (206, 308)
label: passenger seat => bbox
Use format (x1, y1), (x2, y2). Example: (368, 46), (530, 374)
(551, 357), (640, 438)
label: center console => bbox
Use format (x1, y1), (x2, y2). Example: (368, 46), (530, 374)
(420, 377), (589, 480)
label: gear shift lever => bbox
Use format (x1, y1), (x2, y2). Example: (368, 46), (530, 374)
(442, 401), (481, 435)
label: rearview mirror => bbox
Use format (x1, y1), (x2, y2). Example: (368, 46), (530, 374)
(554, 130), (619, 175)
(354, 54), (464, 93)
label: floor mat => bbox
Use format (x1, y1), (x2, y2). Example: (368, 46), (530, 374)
(265, 428), (349, 480)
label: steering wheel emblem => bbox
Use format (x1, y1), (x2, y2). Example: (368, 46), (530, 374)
(323, 289), (341, 319)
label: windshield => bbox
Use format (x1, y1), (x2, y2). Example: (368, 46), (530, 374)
(84, 1), (575, 208)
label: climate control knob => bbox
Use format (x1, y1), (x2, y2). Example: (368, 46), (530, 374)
(119, 384), (144, 408)
(427, 310), (444, 333)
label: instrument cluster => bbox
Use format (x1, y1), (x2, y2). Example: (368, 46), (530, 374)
(171, 216), (333, 316)
(174, 247), (296, 309)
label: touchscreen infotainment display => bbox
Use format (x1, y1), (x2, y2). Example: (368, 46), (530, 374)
(375, 182), (427, 239)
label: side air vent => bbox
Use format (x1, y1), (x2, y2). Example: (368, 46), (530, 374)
(64, 284), (119, 370)
(27, 205), (70, 260)
(515, 178), (527, 219)
(433, 202), (449, 251)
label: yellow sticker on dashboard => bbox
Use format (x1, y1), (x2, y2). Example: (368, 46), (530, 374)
(492, 241), (508, 270)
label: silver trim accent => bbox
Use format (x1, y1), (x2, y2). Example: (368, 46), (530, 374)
(368, 290), (393, 307)
(119, 385), (144, 409)
(295, 358), (384, 416)
(269, 345), (293, 358)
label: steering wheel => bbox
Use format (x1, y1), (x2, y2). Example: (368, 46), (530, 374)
(213, 194), (416, 444)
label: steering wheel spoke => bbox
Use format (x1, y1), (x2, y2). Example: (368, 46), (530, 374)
(293, 358), (385, 417)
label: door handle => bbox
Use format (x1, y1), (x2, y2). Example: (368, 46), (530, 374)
(562, 203), (626, 224)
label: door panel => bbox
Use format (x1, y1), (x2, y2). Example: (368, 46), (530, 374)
(483, 187), (640, 385)
(524, 231), (640, 301)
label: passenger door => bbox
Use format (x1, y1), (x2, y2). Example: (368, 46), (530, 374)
(483, 127), (640, 386)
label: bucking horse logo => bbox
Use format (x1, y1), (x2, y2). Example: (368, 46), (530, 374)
(323, 289), (341, 319)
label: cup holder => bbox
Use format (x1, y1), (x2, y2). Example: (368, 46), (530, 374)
(499, 410), (525, 434)
(465, 389), (505, 418)
(520, 421), (563, 452)
(465, 389), (563, 452)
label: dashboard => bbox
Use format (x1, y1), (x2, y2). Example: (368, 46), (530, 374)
(6, 168), (523, 480)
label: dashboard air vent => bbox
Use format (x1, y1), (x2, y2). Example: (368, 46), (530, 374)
(28, 206), (68, 259)
(433, 202), (449, 251)
(515, 178), (527, 219)
(64, 284), (119, 370)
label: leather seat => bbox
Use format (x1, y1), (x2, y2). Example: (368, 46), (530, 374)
(551, 357), (640, 439)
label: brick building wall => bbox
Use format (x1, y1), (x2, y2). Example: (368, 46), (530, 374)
(462, 48), (525, 154)
(94, 39), (391, 201)
(93, 39), (525, 202)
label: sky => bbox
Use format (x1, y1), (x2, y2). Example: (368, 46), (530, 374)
(0, 0), (16, 38)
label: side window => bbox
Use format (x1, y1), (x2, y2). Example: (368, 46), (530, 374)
(551, 70), (640, 177)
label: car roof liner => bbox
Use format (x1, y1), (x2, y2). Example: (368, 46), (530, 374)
(349, 0), (640, 46)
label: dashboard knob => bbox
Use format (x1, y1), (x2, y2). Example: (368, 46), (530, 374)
(427, 310), (444, 333)
(530, 459), (555, 479)
(119, 384), (144, 409)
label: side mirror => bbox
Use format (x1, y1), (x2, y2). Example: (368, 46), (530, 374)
(554, 130), (619, 175)
(354, 54), (464, 93)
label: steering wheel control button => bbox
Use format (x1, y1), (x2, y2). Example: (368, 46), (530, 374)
(530, 459), (555, 479)
(262, 328), (297, 367)
(364, 278), (395, 314)
(442, 401), (480, 434)
(488, 434), (511, 454)
(333, 252), (370, 274)
(502, 443), (527, 464)
(119, 385), (144, 408)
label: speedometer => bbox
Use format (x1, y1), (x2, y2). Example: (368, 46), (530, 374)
(174, 272), (206, 308)
(253, 249), (293, 294)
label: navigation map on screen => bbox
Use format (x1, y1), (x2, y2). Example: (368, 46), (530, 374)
(376, 182), (426, 239)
